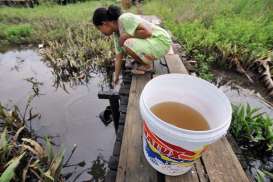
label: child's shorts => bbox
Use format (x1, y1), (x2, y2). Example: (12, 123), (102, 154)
(123, 36), (171, 64)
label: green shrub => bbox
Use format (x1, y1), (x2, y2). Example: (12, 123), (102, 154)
(142, 0), (273, 80)
(4, 24), (32, 42)
(231, 104), (273, 151)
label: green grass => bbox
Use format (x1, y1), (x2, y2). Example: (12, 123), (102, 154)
(141, 0), (273, 80)
(0, 1), (106, 23)
(0, 24), (32, 44)
(0, 1), (113, 46)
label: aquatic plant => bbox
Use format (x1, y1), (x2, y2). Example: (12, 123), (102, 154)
(0, 81), (88, 181)
(39, 23), (114, 90)
(0, 98), (66, 181)
(231, 104), (273, 152)
(256, 169), (273, 182)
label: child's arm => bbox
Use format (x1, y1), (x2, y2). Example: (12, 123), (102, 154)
(119, 24), (152, 45)
(113, 52), (124, 85)
(134, 24), (152, 39)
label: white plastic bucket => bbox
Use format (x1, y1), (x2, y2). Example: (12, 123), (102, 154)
(139, 74), (232, 176)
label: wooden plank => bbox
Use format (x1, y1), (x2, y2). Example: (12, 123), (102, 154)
(201, 137), (249, 182)
(165, 54), (188, 74)
(116, 125), (124, 142)
(165, 168), (199, 182)
(165, 157), (209, 182)
(116, 73), (158, 182)
(194, 159), (209, 182)
(119, 86), (130, 95)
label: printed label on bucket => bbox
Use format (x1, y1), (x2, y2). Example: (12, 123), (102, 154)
(143, 121), (207, 171)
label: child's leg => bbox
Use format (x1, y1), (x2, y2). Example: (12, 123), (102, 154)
(123, 38), (155, 74)
(123, 46), (146, 64)
(124, 47), (154, 74)
(124, 46), (153, 67)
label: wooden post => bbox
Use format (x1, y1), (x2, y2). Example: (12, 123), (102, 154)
(98, 90), (120, 133)
(109, 96), (120, 133)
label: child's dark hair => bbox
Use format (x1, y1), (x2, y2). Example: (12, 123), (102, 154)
(93, 5), (122, 26)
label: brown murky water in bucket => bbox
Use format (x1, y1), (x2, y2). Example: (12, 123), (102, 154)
(150, 102), (209, 131)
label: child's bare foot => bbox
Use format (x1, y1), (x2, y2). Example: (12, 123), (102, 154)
(131, 64), (153, 75)
(131, 69), (145, 75)
(136, 64), (153, 72)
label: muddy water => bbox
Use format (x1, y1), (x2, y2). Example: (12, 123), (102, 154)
(0, 48), (115, 180)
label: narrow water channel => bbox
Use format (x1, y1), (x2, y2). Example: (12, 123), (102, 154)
(0, 48), (116, 181)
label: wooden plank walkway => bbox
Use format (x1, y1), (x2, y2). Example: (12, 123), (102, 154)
(116, 73), (160, 182)
(116, 16), (249, 182)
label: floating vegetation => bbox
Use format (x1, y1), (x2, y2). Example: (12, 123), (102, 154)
(87, 155), (108, 182)
(24, 77), (44, 97)
(39, 23), (114, 90)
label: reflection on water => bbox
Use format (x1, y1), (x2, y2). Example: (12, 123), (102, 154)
(87, 155), (108, 182)
(0, 48), (115, 180)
